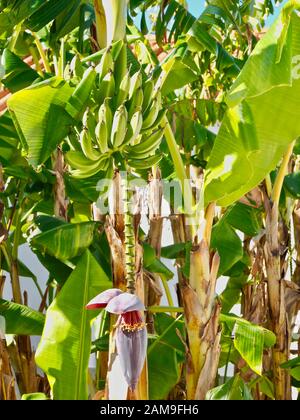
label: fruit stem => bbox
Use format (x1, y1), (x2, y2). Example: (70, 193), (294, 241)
(124, 175), (136, 294)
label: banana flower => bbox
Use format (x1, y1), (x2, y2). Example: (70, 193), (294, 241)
(86, 289), (147, 391)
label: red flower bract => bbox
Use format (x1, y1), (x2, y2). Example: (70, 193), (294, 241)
(85, 288), (122, 310)
(116, 315), (147, 391)
(85, 289), (147, 391)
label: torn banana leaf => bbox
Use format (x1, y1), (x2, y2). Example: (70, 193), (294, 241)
(205, 2), (300, 206)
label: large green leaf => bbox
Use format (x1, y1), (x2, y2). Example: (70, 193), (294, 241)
(160, 53), (199, 96)
(24, 0), (80, 32)
(224, 202), (262, 237)
(220, 314), (276, 375)
(220, 273), (249, 313)
(0, 0), (46, 36)
(8, 79), (74, 167)
(206, 375), (253, 400)
(148, 314), (185, 400)
(0, 299), (45, 336)
(284, 172), (300, 198)
(0, 111), (25, 165)
(211, 219), (243, 275)
(35, 250), (112, 400)
(205, 4), (300, 206)
(31, 221), (96, 261)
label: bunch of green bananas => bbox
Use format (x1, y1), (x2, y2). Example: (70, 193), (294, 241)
(66, 43), (166, 178)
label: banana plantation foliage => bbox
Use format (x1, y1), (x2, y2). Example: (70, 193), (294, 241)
(1, 0), (300, 402)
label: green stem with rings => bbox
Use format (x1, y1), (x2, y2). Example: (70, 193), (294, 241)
(123, 175), (136, 294)
(163, 117), (197, 239)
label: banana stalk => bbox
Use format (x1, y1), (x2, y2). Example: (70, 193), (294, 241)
(94, 0), (107, 49)
(263, 141), (295, 400)
(164, 119), (221, 399)
(102, 0), (127, 45)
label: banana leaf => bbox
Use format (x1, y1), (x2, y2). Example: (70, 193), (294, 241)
(205, 3), (300, 206)
(8, 79), (74, 167)
(148, 313), (185, 400)
(31, 221), (96, 261)
(220, 314), (276, 375)
(206, 375), (253, 400)
(0, 299), (45, 336)
(35, 250), (112, 400)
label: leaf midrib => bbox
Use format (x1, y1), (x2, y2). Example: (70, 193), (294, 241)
(74, 253), (90, 400)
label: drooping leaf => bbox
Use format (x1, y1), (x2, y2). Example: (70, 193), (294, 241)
(35, 251), (112, 400)
(258, 376), (275, 400)
(34, 215), (67, 232)
(24, 0), (80, 32)
(8, 79), (74, 167)
(161, 243), (187, 259)
(284, 172), (300, 198)
(35, 252), (73, 286)
(160, 53), (199, 96)
(220, 314), (276, 375)
(31, 221), (96, 261)
(148, 314), (185, 400)
(143, 243), (174, 279)
(234, 320), (265, 375)
(211, 219), (243, 275)
(0, 299), (45, 336)
(224, 202), (263, 237)
(145, 258), (174, 280)
(220, 274), (249, 313)
(206, 375), (253, 400)
(0, 0), (46, 36)
(64, 174), (101, 203)
(205, 6), (300, 206)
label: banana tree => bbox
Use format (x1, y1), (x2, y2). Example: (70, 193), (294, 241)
(1, 0), (300, 402)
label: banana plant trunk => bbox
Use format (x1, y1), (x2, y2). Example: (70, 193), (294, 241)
(264, 200), (291, 400)
(292, 201), (300, 286)
(184, 204), (221, 400)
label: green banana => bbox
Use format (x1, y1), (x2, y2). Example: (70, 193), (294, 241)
(98, 70), (115, 104)
(111, 105), (128, 148)
(66, 150), (98, 169)
(142, 79), (154, 113)
(115, 69), (131, 108)
(128, 153), (162, 170)
(129, 110), (143, 145)
(84, 111), (98, 143)
(95, 120), (108, 153)
(127, 128), (164, 158)
(114, 41), (127, 88)
(96, 98), (114, 152)
(99, 98), (113, 134)
(141, 108), (167, 132)
(96, 47), (113, 80)
(128, 70), (142, 100)
(142, 92), (162, 130)
(80, 129), (101, 161)
(66, 151), (109, 178)
(71, 158), (109, 179)
(128, 87), (144, 119)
